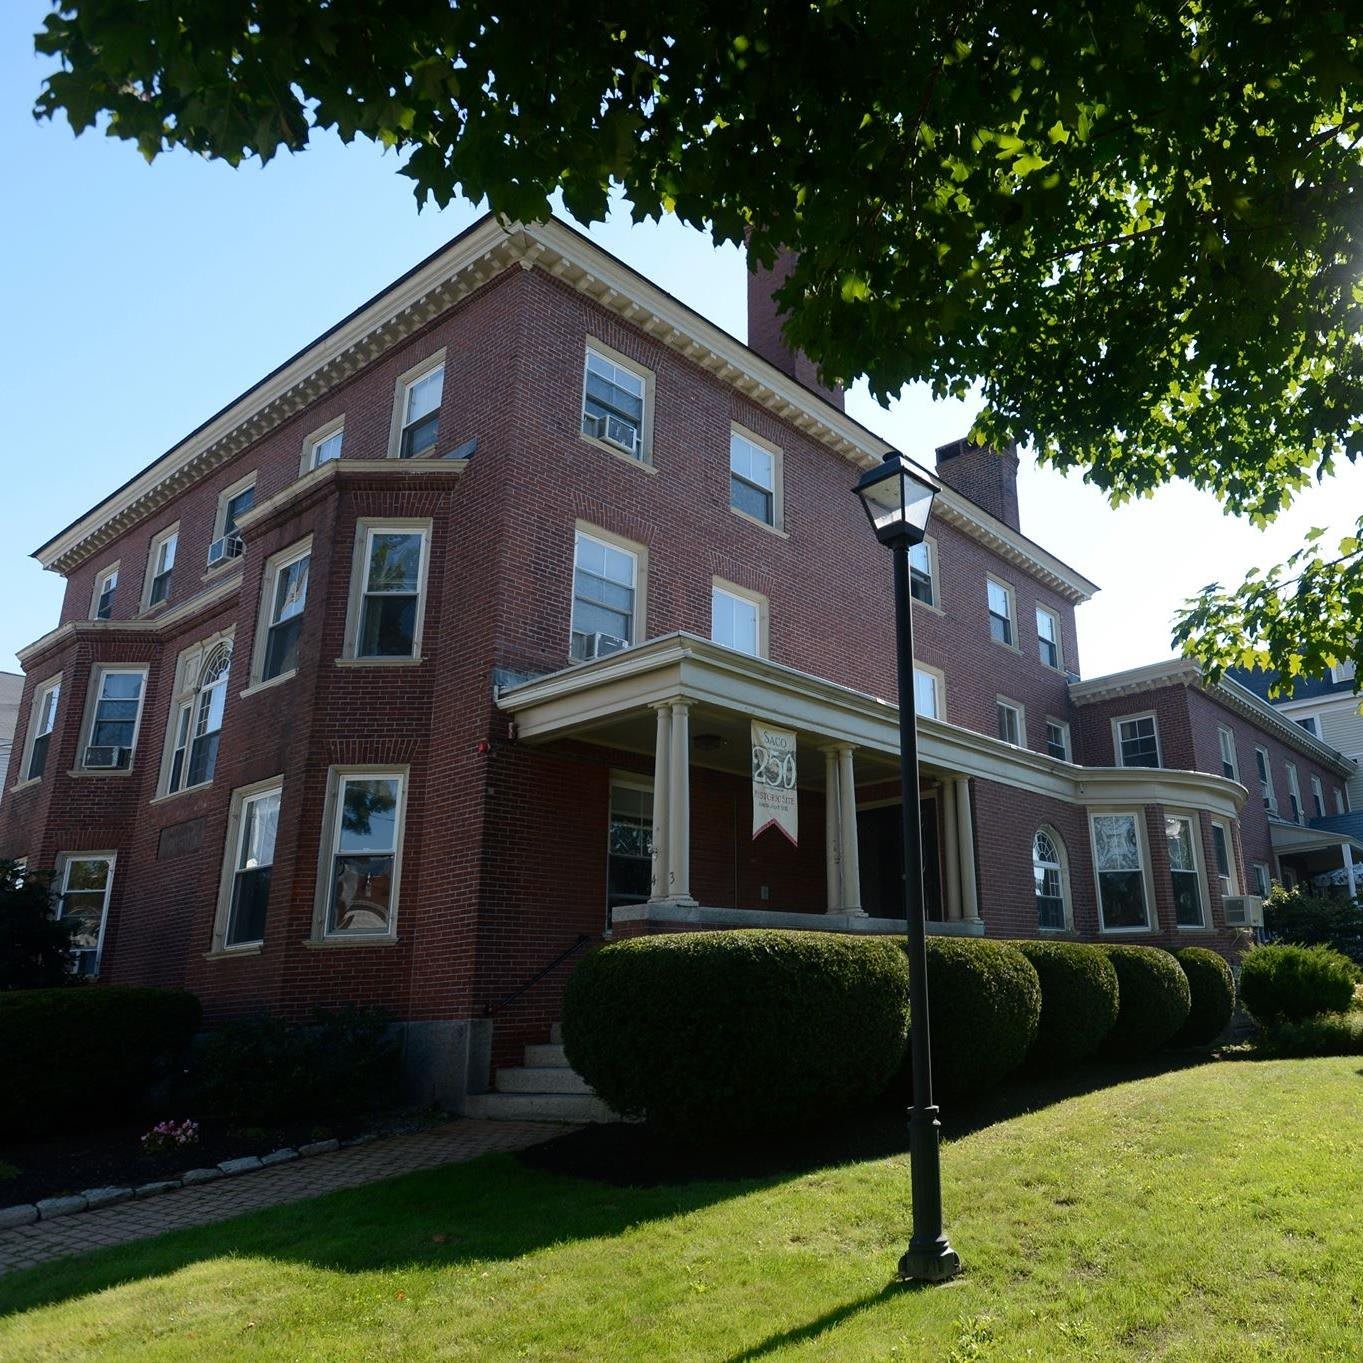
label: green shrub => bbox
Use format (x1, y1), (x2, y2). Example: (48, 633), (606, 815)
(920, 939), (1042, 1097)
(1012, 940), (1119, 1069)
(0, 987), (202, 1138)
(1239, 943), (1358, 1025)
(1263, 884), (1363, 966)
(0, 861), (78, 991)
(191, 1006), (397, 1125)
(1255, 1011), (1363, 1057)
(1172, 947), (1236, 1046)
(562, 930), (909, 1132)
(1099, 946), (1191, 1058)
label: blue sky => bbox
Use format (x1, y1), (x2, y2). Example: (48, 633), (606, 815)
(4, 2), (1360, 680)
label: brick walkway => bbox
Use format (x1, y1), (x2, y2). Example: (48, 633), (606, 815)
(0, 1119), (572, 1275)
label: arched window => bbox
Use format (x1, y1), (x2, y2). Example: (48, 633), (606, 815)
(185, 642), (231, 788)
(1033, 828), (1069, 930)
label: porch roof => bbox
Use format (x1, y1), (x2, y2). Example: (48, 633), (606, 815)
(1269, 818), (1363, 860)
(495, 633), (1247, 816)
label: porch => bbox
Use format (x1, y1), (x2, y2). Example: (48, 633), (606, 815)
(1271, 817), (1363, 899)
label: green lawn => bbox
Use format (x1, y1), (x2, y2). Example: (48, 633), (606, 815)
(3, 1058), (1362, 1361)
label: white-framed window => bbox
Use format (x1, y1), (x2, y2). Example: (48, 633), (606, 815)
(1045, 719), (1071, 762)
(397, 363), (444, 459)
(1091, 811), (1152, 931)
(317, 768), (407, 939)
(1165, 813), (1206, 928)
(997, 698), (1024, 747)
(56, 853), (115, 976)
(162, 639), (231, 794)
(1217, 725), (1238, 781)
(213, 779), (282, 951)
(143, 526), (178, 610)
(1296, 715), (1321, 738)
(303, 418), (344, 472)
(209, 475), (255, 566)
(1033, 827), (1070, 931)
(1285, 762), (1303, 823)
(1114, 714), (1160, 769)
(729, 427), (781, 528)
(571, 527), (642, 662)
(582, 345), (648, 461)
(1210, 819), (1238, 899)
(1331, 661), (1357, 685)
(91, 564), (119, 620)
(1254, 746), (1275, 811)
(1251, 862), (1271, 897)
(80, 666), (147, 770)
(1035, 606), (1062, 670)
(1310, 774), (1326, 819)
(914, 664), (945, 720)
(345, 521), (431, 661)
(256, 542), (311, 684)
(1337, 787), (1349, 816)
(909, 539), (937, 607)
(711, 581), (765, 658)
(986, 577), (1015, 646)
(21, 676), (61, 783)
(607, 776), (654, 916)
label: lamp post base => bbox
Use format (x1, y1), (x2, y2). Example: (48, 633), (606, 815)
(897, 1241), (962, 1283)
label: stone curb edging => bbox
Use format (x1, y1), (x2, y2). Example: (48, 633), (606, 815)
(0, 1133), (378, 1229)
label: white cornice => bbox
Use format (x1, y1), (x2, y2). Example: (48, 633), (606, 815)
(34, 216), (1099, 605)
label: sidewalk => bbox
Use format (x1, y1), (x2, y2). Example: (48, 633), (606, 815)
(0, 1118), (572, 1275)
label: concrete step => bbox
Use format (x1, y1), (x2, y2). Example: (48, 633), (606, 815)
(549, 1022), (563, 1045)
(464, 1090), (616, 1123)
(524, 1043), (569, 1068)
(496, 1065), (592, 1095)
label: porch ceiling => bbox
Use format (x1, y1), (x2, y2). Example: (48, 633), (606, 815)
(1269, 820), (1363, 859)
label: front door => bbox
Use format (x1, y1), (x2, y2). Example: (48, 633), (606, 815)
(857, 799), (943, 920)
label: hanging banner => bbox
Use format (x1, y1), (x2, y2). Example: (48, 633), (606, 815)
(752, 720), (798, 846)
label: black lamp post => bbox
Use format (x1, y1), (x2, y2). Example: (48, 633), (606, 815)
(854, 450), (961, 1284)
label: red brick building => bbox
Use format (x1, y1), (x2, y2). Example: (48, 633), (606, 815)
(3, 215), (1357, 1110)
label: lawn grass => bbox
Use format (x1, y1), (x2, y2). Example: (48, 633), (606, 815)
(2, 1058), (1362, 1361)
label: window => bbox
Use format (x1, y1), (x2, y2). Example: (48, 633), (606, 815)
(1166, 814), (1205, 928)
(210, 477), (255, 565)
(608, 780), (653, 915)
(307, 423), (344, 471)
(1033, 829), (1069, 930)
(729, 428), (779, 526)
(1310, 775), (1326, 819)
(1252, 862), (1271, 898)
(909, 541), (936, 606)
(1255, 747), (1275, 811)
(1296, 715), (1321, 738)
(571, 529), (640, 661)
(1035, 606), (1062, 669)
(350, 524), (429, 660)
(1045, 720), (1071, 762)
(82, 668), (146, 769)
(398, 364), (444, 458)
(217, 783), (281, 949)
(162, 637), (232, 794)
(1332, 661), (1357, 685)
(1210, 820), (1237, 899)
(914, 666), (944, 719)
(260, 546), (310, 682)
(1115, 714), (1160, 769)
(1217, 726), (1238, 781)
(997, 699), (1024, 746)
(711, 583), (764, 657)
(1091, 812), (1150, 930)
(582, 347), (646, 460)
(986, 578), (1014, 646)
(144, 527), (178, 609)
(1337, 788), (1349, 816)
(56, 854), (115, 976)
(1286, 763), (1303, 823)
(323, 772), (406, 937)
(91, 565), (118, 620)
(22, 677), (60, 782)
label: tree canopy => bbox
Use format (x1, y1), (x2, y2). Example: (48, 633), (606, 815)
(32, 1), (1363, 685)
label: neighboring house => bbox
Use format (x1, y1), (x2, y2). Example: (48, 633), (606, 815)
(1, 214), (1356, 1112)
(0, 672), (23, 810)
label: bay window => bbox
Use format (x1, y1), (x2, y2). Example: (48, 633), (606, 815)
(321, 771), (406, 938)
(1165, 814), (1205, 928)
(1091, 812), (1150, 930)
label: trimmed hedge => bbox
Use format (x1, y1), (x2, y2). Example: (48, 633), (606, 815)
(1012, 940), (1119, 1069)
(562, 930), (909, 1131)
(1099, 945), (1191, 1058)
(1172, 947), (1236, 1046)
(1256, 1011), (1363, 1057)
(0, 986), (202, 1139)
(920, 938), (1042, 1097)
(1239, 943), (1358, 1025)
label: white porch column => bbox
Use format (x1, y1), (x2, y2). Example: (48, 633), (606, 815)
(1345, 843), (1358, 902)
(942, 780), (962, 921)
(837, 745), (865, 915)
(667, 700), (695, 903)
(955, 776), (981, 922)
(824, 747), (842, 913)
(648, 703), (672, 902)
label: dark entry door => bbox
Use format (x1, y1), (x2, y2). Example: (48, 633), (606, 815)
(857, 799), (943, 920)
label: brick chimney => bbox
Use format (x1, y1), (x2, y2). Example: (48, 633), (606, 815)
(935, 437), (1021, 531)
(746, 249), (844, 411)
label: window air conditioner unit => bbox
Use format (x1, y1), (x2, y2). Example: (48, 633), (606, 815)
(582, 413), (607, 439)
(84, 745), (126, 770)
(1223, 895), (1265, 928)
(603, 416), (639, 455)
(586, 632), (628, 661)
(207, 533), (244, 567)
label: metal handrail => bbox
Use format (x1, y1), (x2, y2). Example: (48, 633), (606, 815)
(484, 933), (596, 1017)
